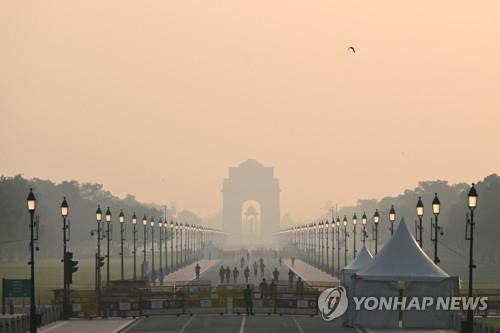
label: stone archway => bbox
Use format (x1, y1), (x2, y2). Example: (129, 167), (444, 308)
(222, 159), (280, 242)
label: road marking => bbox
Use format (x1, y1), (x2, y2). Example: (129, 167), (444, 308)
(179, 315), (195, 333)
(292, 316), (304, 333)
(119, 317), (145, 333)
(239, 315), (247, 333)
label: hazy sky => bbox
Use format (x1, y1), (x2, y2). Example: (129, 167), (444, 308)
(1, 1), (499, 220)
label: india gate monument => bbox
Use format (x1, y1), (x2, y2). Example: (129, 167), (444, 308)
(222, 159), (280, 243)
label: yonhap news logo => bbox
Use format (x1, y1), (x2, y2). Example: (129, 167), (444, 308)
(317, 286), (348, 321)
(317, 285), (489, 322)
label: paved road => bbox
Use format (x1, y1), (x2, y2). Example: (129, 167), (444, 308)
(127, 252), (353, 333)
(126, 314), (354, 333)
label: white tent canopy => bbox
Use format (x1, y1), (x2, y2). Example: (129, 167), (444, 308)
(344, 245), (373, 272)
(356, 220), (449, 281)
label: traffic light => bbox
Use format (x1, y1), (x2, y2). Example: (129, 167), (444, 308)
(64, 251), (79, 284)
(98, 256), (105, 268)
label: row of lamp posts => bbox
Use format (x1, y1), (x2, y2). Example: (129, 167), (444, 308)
(23, 189), (225, 331)
(276, 184), (478, 331)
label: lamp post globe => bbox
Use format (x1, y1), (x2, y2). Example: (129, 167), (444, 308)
(468, 183), (478, 210)
(389, 205), (396, 236)
(416, 197), (424, 218)
(96, 205), (102, 223)
(416, 197), (424, 247)
(431, 193), (441, 264)
(27, 188), (36, 212)
(105, 207), (111, 223)
(373, 209), (380, 224)
(61, 197), (69, 218)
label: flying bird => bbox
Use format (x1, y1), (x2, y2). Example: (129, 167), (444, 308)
(348, 46), (356, 54)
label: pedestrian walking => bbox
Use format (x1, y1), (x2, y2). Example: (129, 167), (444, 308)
(219, 265), (225, 284)
(233, 267), (239, 284)
(296, 277), (304, 299)
(195, 263), (201, 280)
(244, 284), (253, 315)
(259, 278), (268, 296)
(244, 266), (250, 283)
(225, 266), (231, 284)
(272, 267), (279, 282)
(288, 269), (295, 287)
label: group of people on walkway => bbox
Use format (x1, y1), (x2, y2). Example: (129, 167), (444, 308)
(219, 265), (243, 284)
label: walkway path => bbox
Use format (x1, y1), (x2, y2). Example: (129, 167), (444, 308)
(163, 259), (220, 283)
(38, 318), (134, 333)
(283, 258), (339, 283)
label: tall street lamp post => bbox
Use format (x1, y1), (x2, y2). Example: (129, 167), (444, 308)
(60, 197), (69, 319)
(158, 219), (163, 280)
(105, 207), (112, 286)
(170, 221), (174, 271)
(132, 213), (138, 280)
(361, 212), (367, 247)
(343, 216), (348, 267)
(27, 189), (37, 333)
(142, 215), (148, 280)
(119, 210), (125, 280)
(373, 209), (380, 254)
(331, 222), (335, 275)
(180, 223), (184, 267)
(325, 220), (329, 272)
(465, 184), (478, 332)
(150, 217), (155, 281)
(95, 206), (103, 316)
(185, 224), (189, 264)
(416, 197), (424, 248)
(164, 223), (168, 274)
(336, 217), (340, 273)
(175, 223), (179, 269)
(319, 222), (324, 268)
(389, 205), (396, 236)
(431, 193), (441, 264)
(352, 213), (357, 259)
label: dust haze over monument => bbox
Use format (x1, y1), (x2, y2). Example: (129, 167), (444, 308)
(2, 1), (500, 222)
(222, 159), (280, 244)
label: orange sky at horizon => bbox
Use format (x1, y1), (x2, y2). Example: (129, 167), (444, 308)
(1, 1), (499, 220)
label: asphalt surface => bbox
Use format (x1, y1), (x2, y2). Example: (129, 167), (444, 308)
(127, 252), (353, 333)
(126, 314), (354, 333)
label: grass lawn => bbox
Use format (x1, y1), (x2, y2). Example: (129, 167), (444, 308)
(481, 318), (500, 328)
(0, 257), (154, 305)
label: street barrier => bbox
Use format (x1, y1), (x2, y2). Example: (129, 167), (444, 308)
(60, 279), (324, 318)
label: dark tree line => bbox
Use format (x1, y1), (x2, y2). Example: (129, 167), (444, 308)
(332, 174), (500, 264)
(0, 175), (197, 261)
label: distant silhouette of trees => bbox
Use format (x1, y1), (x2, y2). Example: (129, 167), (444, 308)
(0, 175), (183, 261)
(331, 175), (500, 264)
